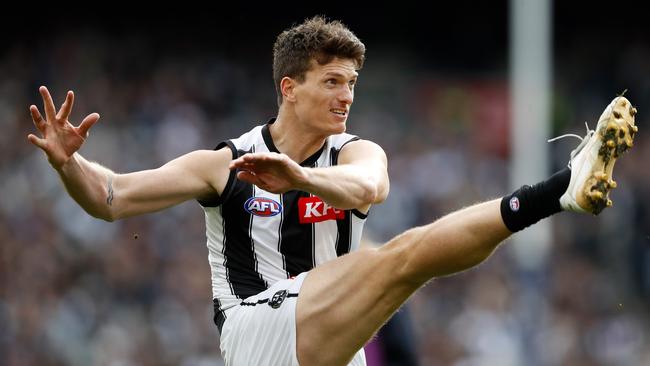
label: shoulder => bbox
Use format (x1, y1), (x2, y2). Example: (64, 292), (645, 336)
(229, 125), (266, 150)
(329, 132), (360, 150)
(191, 147), (237, 205)
(339, 139), (386, 162)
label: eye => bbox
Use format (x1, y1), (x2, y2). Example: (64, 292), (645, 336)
(325, 78), (337, 85)
(349, 79), (357, 87)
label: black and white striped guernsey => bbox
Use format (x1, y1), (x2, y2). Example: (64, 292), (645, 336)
(200, 120), (368, 319)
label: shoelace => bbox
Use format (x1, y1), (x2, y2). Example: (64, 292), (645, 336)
(547, 122), (594, 169)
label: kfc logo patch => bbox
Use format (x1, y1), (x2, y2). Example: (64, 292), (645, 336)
(244, 197), (282, 217)
(299, 196), (345, 223)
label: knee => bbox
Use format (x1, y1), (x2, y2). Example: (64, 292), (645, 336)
(377, 229), (430, 288)
(374, 244), (423, 289)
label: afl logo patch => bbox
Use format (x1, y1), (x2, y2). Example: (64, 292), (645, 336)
(244, 197), (282, 217)
(268, 290), (287, 309)
(509, 196), (520, 212)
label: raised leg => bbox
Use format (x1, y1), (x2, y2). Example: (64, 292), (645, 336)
(296, 199), (511, 366)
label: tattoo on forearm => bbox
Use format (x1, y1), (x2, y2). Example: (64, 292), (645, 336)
(106, 175), (114, 206)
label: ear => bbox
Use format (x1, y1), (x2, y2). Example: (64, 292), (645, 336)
(280, 77), (297, 103)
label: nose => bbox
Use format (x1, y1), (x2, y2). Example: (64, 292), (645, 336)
(338, 85), (353, 105)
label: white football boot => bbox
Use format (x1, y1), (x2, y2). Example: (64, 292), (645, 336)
(556, 95), (638, 214)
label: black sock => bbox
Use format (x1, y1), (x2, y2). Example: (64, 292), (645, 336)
(500, 167), (571, 233)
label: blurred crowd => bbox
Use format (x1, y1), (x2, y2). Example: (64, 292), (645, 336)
(2, 22), (650, 366)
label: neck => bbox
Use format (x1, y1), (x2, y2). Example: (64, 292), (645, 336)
(270, 110), (327, 163)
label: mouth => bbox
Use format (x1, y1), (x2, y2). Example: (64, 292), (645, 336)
(330, 108), (348, 117)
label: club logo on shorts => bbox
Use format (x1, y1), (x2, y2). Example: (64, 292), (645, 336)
(268, 290), (287, 309)
(298, 196), (345, 224)
(509, 196), (520, 212)
(244, 197), (282, 217)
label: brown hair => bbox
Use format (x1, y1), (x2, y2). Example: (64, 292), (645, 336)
(272, 16), (366, 106)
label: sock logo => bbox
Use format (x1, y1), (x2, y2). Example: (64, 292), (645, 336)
(509, 196), (520, 212)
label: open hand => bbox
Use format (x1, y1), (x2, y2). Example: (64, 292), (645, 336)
(229, 152), (309, 193)
(28, 86), (100, 169)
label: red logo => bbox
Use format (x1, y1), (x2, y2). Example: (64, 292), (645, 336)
(298, 196), (345, 223)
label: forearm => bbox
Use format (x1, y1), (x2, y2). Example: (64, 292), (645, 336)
(55, 153), (115, 221)
(299, 165), (379, 209)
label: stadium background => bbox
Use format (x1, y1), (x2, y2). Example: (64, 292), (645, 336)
(2, 3), (649, 365)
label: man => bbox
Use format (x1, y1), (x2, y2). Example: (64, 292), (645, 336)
(28, 17), (637, 366)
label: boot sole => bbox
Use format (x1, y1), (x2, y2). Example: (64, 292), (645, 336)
(578, 97), (637, 214)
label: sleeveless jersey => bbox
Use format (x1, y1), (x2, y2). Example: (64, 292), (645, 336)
(200, 121), (368, 317)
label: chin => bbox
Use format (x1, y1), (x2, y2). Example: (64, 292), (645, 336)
(331, 121), (347, 134)
(310, 116), (347, 136)
(329, 115), (348, 132)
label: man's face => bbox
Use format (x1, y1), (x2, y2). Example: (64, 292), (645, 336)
(291, 57), (358, 135)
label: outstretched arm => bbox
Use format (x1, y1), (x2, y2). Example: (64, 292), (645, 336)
(54, 150), (230, 221)
(28, 86), (230, 221)
(229, 139), (389, 211)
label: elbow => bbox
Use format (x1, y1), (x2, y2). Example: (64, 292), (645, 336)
(101, 213), (116, 222)
(365, 179), (388, 205)
(103, 206), (125, 222)
(90, 210), (115, 222)
(362, 181), (386, 205)
(374, 184), (389, 204)
(90, 206), (119, 222)
(362, 167), (389, 205)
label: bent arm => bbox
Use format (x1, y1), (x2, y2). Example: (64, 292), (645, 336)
(57, 148), (231, 221)
(299, 140), (389, 211)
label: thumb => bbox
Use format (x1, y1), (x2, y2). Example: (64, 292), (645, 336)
(27, 134), (48, 151)
(77, 113), (100, 137)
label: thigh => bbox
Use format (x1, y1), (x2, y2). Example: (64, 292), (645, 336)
(219, 273), (370, 366)
(296, 244), (421, 366)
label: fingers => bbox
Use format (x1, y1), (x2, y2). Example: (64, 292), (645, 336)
(39, 86), (57, 122)
(77, 113), (100, 137)
(229, 152), (280, 169)
(30, 105), (46, 134)
(229, 159), (256, 170)
(27, 134), (47, 151)
(236, 170), (259, 185)
(229, 155), (252, 170)
(236, 171), (273, 190)
(56, 90), (74, 120)
(236, 171), (280, 193)
(240, 152), (278, 162)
